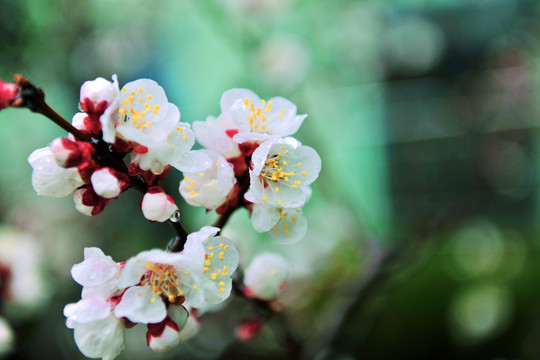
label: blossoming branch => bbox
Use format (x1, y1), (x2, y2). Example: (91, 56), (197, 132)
(0, 74), (321, 359)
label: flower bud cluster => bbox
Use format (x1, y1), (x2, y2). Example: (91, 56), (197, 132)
(64, 226), (238, 359)
(28, 75), (213, 221)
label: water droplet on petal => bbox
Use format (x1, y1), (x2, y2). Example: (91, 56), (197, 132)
(170, 210), (181, 222)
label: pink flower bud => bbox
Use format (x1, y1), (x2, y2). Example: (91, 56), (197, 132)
(71, 113), (89, 132)
(141, 186), (178, 222)
(0, 79), (18, 110)
(73, 186), (110, 216)
(79, 77), (117, 115)
(235, 318), (264, 342)
(146, 317), (181, 352)
(90, 168), (129, 199)
(50, 138), (94, 168)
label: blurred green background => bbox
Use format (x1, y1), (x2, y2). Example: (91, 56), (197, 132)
(1, 0), (540, 359)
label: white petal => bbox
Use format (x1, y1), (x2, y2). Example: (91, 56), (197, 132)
(114, 286), (166, 324)
(71, 314), (124, 360)
(251, 204), (280, 232)
(220, 89), (259, 113)
(173, 150), (212, 173)
(28, 147), (84, 197)
(63, 297), (110, 324)
(71, 247), (118, 288)
(267, 209), (307, 244)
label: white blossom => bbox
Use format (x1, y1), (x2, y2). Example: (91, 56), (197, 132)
(130, 121), (210, 175)
(179, 150), (236, 210)
(115, 79), (179, 147)
(244, 252), (289, 301)
(245, 137), (321, 208)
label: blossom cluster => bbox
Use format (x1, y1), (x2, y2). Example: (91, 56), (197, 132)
(27, 78), (321, 245)
(9, 74), (321, 358)
(64, 226), (238, 358)
(187, 88), (321, 244)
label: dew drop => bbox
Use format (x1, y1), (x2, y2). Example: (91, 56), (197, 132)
(170, 210), (181, 222)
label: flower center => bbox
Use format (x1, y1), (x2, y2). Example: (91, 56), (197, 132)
(142, 262), (183, 303)
(119, 87), (160, 129)
(261, 152), (295, 183)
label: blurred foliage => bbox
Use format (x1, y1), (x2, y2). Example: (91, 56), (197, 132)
(1, 0), (540, 359)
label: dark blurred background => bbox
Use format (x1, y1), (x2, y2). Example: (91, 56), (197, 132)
(1, 0), (540, 359)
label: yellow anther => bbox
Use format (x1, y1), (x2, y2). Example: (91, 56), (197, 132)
(184, 271), (189, 275)
(193, 285), (199, 290)
(295, 180), (301, 185)
(272, 226), (277, 231)
(199, 172), (205, 177)
(211, 273), (217, 280)
(218, 288), (224, 293)
(280, 146), (285, 150)
(130, 91), (136, 96)
(138, 88), (143, 93)
(244, 97), (249, 106)
(119, 108), (127, 114)
(275, 187), (279, 193)
(291, 216), (297, 221)
(263, 196), (267, 201)
(122, 99), (128, 106)
(168, 295), (175, 302)
(137, 292), (142, 297)
(121, 87), (127, 93)
(183, 135), (188, 140)
(298, 162), (302, 167)
(283, 161), (288, 165)
(301, 171), (307, 176)
(224, 245), (229, 249)
(150, 298), (156, 303)
(208, 246), (214, 250)
(144, 121), (151, 127)
(147, 94), (152, 100)
(215, 162), (220, 167)
(278, 199), (283, 205)
(261, 99), (266, 105)
(139, 97), (143, 103)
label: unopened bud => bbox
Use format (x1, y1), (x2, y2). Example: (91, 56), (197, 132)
(73, 186), (110, 216)
(90, 168), (129, 199)
(235, 318), (264, 343)
(244, 252), (289, 301)
(141, 186), (178, 222)
(50, 138), (94, 168)
(0, 79), (18, 110)
(79, 77), (118, 115)
(147, 307), (188, 353)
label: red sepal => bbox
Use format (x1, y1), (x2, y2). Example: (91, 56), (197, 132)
(238, 141), (260, 157)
